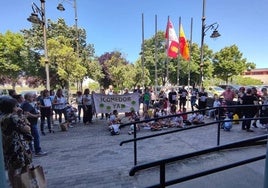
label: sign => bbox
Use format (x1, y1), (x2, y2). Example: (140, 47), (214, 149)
(93, 93), (140, 113)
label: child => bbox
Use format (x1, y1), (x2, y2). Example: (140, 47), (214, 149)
(188, 112), (205, 125)
(128, 110), (140, 135)
(108, 110), (121, 135)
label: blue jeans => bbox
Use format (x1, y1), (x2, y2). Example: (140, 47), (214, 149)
(29, 124), (42, 154)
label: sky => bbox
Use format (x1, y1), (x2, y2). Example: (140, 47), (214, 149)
(1, 0), (268, 68)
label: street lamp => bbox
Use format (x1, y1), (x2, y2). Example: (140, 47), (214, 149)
(57, 0), (79, 58)
(27, 0), (50, 91)
(200, 0), (221, 87)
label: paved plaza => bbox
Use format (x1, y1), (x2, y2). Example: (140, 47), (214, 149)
(19, 115), (268, 188)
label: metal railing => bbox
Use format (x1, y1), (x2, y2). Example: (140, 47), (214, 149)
(119, 104), (268, 187)
(120, 104), (268, 165)
(129, 134), (267, 188)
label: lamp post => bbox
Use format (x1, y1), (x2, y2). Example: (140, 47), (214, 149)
(57, 0), (79, 58)
(27, 0), (50, 91)
(200, 0), (221, 87)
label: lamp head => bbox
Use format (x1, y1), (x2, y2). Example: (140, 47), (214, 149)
(210, 30), (221, 38)
(57, 3), (65, 11)
(27, 13), (42, 24)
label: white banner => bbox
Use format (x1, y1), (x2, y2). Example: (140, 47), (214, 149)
(93, 93), (140, 114)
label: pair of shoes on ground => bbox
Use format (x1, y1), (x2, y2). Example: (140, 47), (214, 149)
(242, 127), (254, 132)
(35, 151), (48, 157)
(252, 122), (258, 128)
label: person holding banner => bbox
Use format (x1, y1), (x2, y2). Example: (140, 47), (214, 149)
(82, 88), (93, 125)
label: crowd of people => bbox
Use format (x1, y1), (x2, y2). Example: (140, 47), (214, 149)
(1, 84), (268, 186)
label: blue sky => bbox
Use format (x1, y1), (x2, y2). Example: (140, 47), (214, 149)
(1, 0), (268, 68)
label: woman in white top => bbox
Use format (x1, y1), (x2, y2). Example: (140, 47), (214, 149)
(39, 89), (53, 134)
(53, 89), (67, 124)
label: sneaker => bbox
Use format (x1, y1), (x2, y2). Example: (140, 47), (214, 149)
(35, 151), (48, 157)
(252, 122), (258, 128)
(68, 125), (74, 128)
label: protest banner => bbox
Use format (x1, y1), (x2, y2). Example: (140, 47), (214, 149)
(93, 93), (140, 114)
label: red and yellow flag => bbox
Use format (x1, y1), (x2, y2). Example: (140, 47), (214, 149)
(179, 24), (190, 61)
(165, 20), (179, 58)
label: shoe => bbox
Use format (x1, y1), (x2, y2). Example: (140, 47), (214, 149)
(68, 125), (74, 128)
(49, 130), (55, 133)
(242, 127), (246, 130)
(252, 122), (258, 128)
(35, 151), (48, 157)
(247, 129), (254, 132)
(41, 131), (46, 136)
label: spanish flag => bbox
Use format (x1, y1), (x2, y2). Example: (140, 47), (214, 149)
(179, 23), (190, 61)
(165, 19), (179, 58)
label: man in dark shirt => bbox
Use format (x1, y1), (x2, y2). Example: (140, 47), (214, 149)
(241, 88), (258, 132)
(168, 88), (177, 106)
(178, 86), (188, 110)
(21, 92), (47, 156)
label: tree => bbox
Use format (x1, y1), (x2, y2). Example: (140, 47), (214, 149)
(0, 31), (26, 88)
(22, 19), (95, 89)
(98, 51), (129, 89)
(213, 45), (253, 83)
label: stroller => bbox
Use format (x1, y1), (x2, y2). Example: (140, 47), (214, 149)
(65, 104), (78, 123)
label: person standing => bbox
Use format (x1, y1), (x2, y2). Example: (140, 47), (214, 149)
(134, 85), (143, 115)
(178, 86), (188, 110)
(0, 96), (33, 187)
(220, 86), (236, 106)
(198, 87), (208, 116)
(39, 89), (53, 135)
(260, 87), (268, 128)
(76, 91), (83, 122)
(143, 87), (151, 112)
(241, 88), (258, 132)
(82, 88), (93, 125)
(251, 87), (261, 128)
(53, 89), (67, 124)
(168, 87), (177, 106)
(190, 85), (199, 111)
(21, 92), (47, 156)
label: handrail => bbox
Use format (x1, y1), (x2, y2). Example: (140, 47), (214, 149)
(130, 135), (267, 187)
(120, 104), (268, 165)
(148, 155), (266, 188)
(129, 134), (268, 176)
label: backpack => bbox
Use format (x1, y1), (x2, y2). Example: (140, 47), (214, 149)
(223, 117), (232, 131)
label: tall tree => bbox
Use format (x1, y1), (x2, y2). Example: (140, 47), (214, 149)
(213, 45), (253, 83)
(0, 31), (26, 88)
(22, 18), (95, 89)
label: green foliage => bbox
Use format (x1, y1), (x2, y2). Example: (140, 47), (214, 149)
(232, 75), (262, 85)
(21, 18), (96, 89)
(0, 31), (26, 87)
(213, 45), (251, 83)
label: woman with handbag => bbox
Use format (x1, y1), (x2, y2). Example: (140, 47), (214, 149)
(0, 96), (33, 187)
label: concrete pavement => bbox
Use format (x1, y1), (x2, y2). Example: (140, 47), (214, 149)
(26, 115), (268, 188)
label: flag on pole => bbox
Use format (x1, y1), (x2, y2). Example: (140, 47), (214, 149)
(165, 19), (179, 58)
(179, 23), (190, 61)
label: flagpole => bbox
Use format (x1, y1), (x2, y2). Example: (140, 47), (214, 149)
(187, 17), (193, 110)
(154, 14), (158, 91)
(177, 17), (181, 86)
(188, 17), (193, 88)
(166, 16), (170, 86)
(142, 13), (145, 88)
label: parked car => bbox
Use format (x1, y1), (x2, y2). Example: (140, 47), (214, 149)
(207, 86), (225, 96)
(218, 84), (240, 94)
